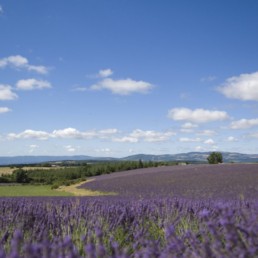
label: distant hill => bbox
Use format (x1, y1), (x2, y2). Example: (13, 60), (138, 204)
(123, 152), (258, 163)
(0, 152), (257, 166)
(0, 155), (117, 166)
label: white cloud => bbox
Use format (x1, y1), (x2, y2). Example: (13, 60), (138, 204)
(27, 65), (48, 74)
(114, 129), (175, 143)
(95, 148), (112, 154)
(230, 118), (258, 129)
(65, 145), (76, 152)
(53, 128), (82, 139)
(132, 129), (175, 142)
(98, 69), (113, 78)
(113, 136), (139, 143)
(196, 130), (216, 136)
(5, 127), (176, 144)
(90, 78), (153, 95)
(30, 144), (39, 149)
(195, 146), (205, 151)
(52, 128), (118, 139)
(8, 130), (50, 140)
(16, 79), (51, 90)
(0, 55), (48, 74)
(0, 5), (3, 15)
(29, 144), (39, 153)
(0, 85), (18, 100)
(218, 71), (258, 101)
(179, 137), (201, 142)
(227, 136), (238, 142)
(204, 138), (215, 145)
(180, 122), (198, 133)
(168, 108), (229, 123)
(98, 128), (119, 138)
(6, 128), (119, 141)
(0, 107), (11, 114)
(181, 122), (198, 129)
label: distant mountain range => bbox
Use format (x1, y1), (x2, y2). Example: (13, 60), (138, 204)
(0, 152), (258, 166)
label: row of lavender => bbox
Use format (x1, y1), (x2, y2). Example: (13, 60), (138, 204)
(0, 197), (258, 257)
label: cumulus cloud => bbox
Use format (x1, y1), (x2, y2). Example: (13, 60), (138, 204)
(90, 78), (153, 95)
(7, 128), (119, 141)
(64, 145), (76, 152)
(0, 85), (18, 100)
(196, 130), (217, 136)
(168, 108), (229, 123)
(180, 122), (198, 133)
(179, 137), (201, 142)
(8, 130), (50, 140)
(131, 129), (175, 142)
(0, 55), (48, 74)
(52, 128), (118, 139)
(181, 122), (198, 129)
(230, 118), (258, 129)
(227, 136), (238, 142)
(29, 144), (39, 153)
(195, 146), (206, 151)
(113, 136), (139, 143)
(5, 127), (176, 144)
(0, 107), (11, 114)
(204, 138), (215, 145)
(16, 79), (51, 90)
(98, 69), (113, 78)
(114, 129), (175, 143)
(218, 71), (258, 101)
(95, 148), (112, 154)
(52, 128), (83, 139)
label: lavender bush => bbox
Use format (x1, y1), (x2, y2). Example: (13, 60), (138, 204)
(0, 197), (258, 257)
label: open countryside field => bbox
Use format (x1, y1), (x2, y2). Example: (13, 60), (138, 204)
(81, 163), (258, 200)
(1, 163), (258, 257)
(0, 185), (73, 197)
(0, 166), (61, 175)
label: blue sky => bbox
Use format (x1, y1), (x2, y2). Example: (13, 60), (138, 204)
(0, 0), (258, 157)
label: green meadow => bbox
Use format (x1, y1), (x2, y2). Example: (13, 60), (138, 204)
(0, 185), (72, 197)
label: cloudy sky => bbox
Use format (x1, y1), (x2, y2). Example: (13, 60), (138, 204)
(0, 0), (258, 157)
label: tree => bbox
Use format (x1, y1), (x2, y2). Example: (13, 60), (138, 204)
(13, 169), (31, 183)
(138, 159), (144, 168)
(207, 152), (223, 164)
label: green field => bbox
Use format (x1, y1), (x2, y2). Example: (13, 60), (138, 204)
(0, 185), (73, 196)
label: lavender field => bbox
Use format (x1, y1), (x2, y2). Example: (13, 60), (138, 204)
(1, 164), (258, 257)
(81, 164), (258, 200)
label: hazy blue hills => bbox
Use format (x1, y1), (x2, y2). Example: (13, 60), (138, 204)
(0, 155), (117, 166)
(0, 152), (258, 166)
(122, 152), (258, 163)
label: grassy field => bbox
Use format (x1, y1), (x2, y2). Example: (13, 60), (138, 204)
(0, 185), (73, 196)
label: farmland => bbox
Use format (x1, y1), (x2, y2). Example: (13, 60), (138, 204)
(0, 163), (258, 257)
(0, 166), (61, 175)
(81, 163), (258, 199)
(0, 185), (73, 197)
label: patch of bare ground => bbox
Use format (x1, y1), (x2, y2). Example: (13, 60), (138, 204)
(56, 179), (117, 196)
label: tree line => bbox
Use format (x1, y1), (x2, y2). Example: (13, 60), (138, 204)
(0, 160), (177, 188)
